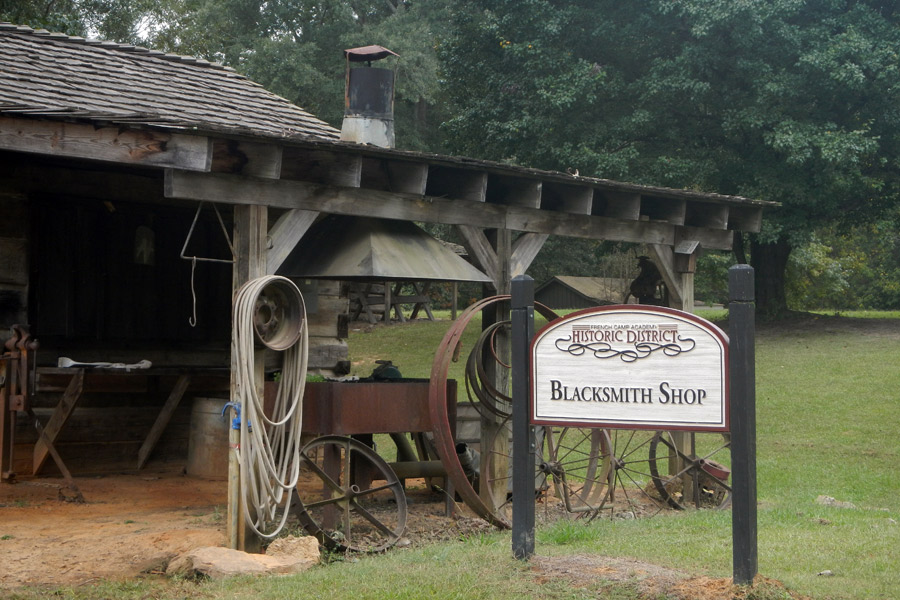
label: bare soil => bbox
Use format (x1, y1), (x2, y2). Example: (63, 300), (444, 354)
(0, 469), (498, 589)
(0, 470), (228, 588)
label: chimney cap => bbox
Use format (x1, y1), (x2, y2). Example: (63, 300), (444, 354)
(344, 45), (398, 62)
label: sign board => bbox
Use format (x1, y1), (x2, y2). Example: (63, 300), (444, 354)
(531, 305), (729, 431)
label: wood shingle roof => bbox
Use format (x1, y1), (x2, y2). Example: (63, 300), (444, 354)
(0, 23), (340, 141)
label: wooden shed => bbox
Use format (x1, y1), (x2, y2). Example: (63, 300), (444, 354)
(534, 276), (630, 309)
(0, 23), (774, 547)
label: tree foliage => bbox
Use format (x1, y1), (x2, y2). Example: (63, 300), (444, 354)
(136, 0), (453, 150)
(0, 0), (162, 41)
(440, 0), (900, 314)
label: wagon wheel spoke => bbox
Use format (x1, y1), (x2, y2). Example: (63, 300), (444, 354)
(616, 462), (667, 515)
(598, 429), (673, 517)
(352, 481), (399, 497)
(301, 494), (348, 511)
(294, 435), (408, 552)
(299, 450), (344, 494)
(349, 498), (402, 538)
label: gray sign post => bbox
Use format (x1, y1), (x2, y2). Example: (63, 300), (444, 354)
(729, 265), (758, 584)
(511, 274), (536, 560)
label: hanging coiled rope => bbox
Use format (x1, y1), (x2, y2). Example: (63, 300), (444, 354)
(232, 275), (308, 540)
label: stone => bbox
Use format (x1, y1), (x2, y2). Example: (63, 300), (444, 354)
(166, 537), (320, 580)
(815, 495), (856, 509)
(265, 535), (321, 572)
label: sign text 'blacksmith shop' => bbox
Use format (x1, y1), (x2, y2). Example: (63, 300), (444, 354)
(530, 305), (729, 431)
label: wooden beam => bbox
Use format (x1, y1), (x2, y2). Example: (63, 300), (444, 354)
(648, 244), (684, 308)
(211, 139), (283, 178)
(266, 209), (319, 275)
(457, 225), (500, 285)
(541, 182), (592, 214)
(679, 226), (733, 251)
(136, 374), (192, 469)
(728, 205), (763, 232)
(426, 166), (487, 202)
(593, 191), (641, 220)
(486, 174), (542, 208)
(0, 116), (212, 171)
(361, 157), (428, 194)
(33, 370), (83, 475)
(642, 196), (686, 225)
(504, 206), (676, 247)
(166, 168), (504, 227)
(164, 170), (736, 249)
(510, 233), (549, 277)
(281, 147), (362, 187)
(685, 202), (729, 230)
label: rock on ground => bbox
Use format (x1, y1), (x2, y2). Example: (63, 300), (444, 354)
(166, 536), (320, 579)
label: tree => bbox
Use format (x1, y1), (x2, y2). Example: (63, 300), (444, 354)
(2, 1), (453, 151)
(140, 0), (454, 150)
(439, 0), (900, 315)
(0, 0), (161, 41)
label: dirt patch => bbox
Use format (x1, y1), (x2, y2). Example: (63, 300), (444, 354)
(530, 555), (811, 600)
(0, 470), (228, 588)
(0, 471), (497, 589)
(530, 554), (687, 597)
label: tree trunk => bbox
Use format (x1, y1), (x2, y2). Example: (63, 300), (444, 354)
(749, 237), (792, 317)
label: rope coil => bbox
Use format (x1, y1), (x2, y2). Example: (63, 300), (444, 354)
(232, 275), (308, 540)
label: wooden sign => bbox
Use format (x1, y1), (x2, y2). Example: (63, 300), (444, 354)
(531, 305), (728, 431)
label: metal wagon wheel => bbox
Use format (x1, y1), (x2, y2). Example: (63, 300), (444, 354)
(542, 426), (614, 515)
(648, 431), (732, 510)
(428, 296), (560, 528)
(594, 429), (672, 518)
(293, 435), (408, 552)
(478, 420), (615, 521)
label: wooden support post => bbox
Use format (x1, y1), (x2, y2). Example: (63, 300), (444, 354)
(480, 229), (511, 509)
(451, 282), (458, 320)
(674, 240), (700, 313)
(0, 360), (14, 480)
(229, 204), (267, 553)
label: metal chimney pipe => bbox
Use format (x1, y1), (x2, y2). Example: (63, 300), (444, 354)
(340, 45), (398, 148)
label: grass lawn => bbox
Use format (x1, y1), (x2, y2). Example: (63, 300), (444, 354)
(346, 309), (900, 599)
(6, 310), (898, 599)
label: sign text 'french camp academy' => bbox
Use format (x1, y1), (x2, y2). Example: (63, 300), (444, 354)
(530, 305), (729, 431)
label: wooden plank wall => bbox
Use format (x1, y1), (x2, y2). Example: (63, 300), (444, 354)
(302, 279), (350, 375)
(0, 192), (28, 341)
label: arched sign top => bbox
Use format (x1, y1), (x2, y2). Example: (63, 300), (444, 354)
(530, 305), (729, 432)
